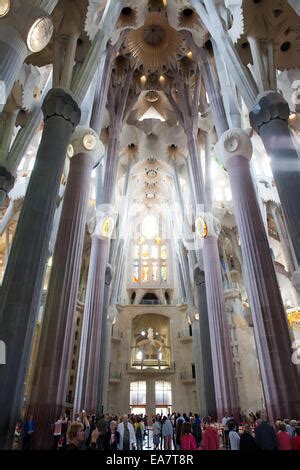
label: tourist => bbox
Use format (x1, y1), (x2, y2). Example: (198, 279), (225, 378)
(180, 422), (197, 450)
(290, 420), (297, 437)
(162, 416), (173, 450)
(22, 414), (35, 450)
(143, 415), (148, 440)
(96, 414), (109, 450)
(192, 414), (202, 447)
(117, 414), (136, 450)
(134, 416), (144, 450)
(105, 420), (120, 450)
(175, 418), (184, 450)
(199, 417), (219, 450)
(293, 427), (300, 450)
(58, 414), (69, 449)
(254, 413), (278, 450)
(66, 422), (85, 450)
(152, 417), (161, 450)
(277, 422), (292, 450)
(239, 424), (258, 450)
(176, 413), (185, 425)
(66, 422), (99, 450)
(53, 415), (63, 450)
(228, 420), (240, 450)
(222, 412), (229, 449)
(284, 419), (294, 438)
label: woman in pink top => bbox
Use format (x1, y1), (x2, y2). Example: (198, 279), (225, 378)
(180, 423), (197, 450)
(277, 422), (292, 450)
(200, 417), (219, 450)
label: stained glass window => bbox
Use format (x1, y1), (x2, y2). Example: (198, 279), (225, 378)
(142, 266), (149, 282)
(152, 262), (158, 281)
(151, 245), (158, 259)
(133, 262), (139, 283)
(142, 245), (149, 259)
(131, 231), (169, 285)
(161, 262), (167, 282)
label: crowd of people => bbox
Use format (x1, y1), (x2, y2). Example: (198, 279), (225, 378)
(14, 410), (300, 451)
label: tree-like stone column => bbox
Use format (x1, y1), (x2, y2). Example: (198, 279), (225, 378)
(167, 69), (239, 419)
(28, 126), (103, 449)
(0, 88), (80, 449)
(250, 92), (300, 275)
(74, 67), (137, 414)
(216, 128), (300, 422)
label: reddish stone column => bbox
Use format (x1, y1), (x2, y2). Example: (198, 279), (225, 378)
(29, 126), (103, 449)
(187, 134), (239, 420)
(73, 130), (119, 415)
(216, 128), (300, 421)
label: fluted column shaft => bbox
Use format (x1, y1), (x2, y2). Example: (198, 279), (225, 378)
(99, 312), (113, 413)
(0, 88), (80, 449)
(187, 133), (239, 419)
(250, 92), (300, 268)
(193, 268), (217, 416)
(81, 237), (110, 413)
(75, 131), (119, 413)
(97, 264), (112, 412)
(29, 126), (102, 449)
(202, 236), (240, 419)
(0, 25), (28, 112)
(217, 128), (300, 421)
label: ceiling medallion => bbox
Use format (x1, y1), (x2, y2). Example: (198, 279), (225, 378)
(145, 182), (157, 190)
(126, 12), (182, 71)
(145, 90), (159, 103)
(146, 169), (158, 178)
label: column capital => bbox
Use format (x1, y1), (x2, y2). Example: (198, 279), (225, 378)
(42, 88), (81, 130)
(215, 128), (253, 169)
(249, 91), (290, 133)
(195, 212), (221, 240)
(68, 125), (104, 167)
(0, 166), (15, 194)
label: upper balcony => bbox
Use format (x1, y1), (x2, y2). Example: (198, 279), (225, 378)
(126, 361), (176, 375)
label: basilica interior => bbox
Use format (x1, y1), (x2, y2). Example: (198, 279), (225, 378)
(0, 0), (300, 450)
